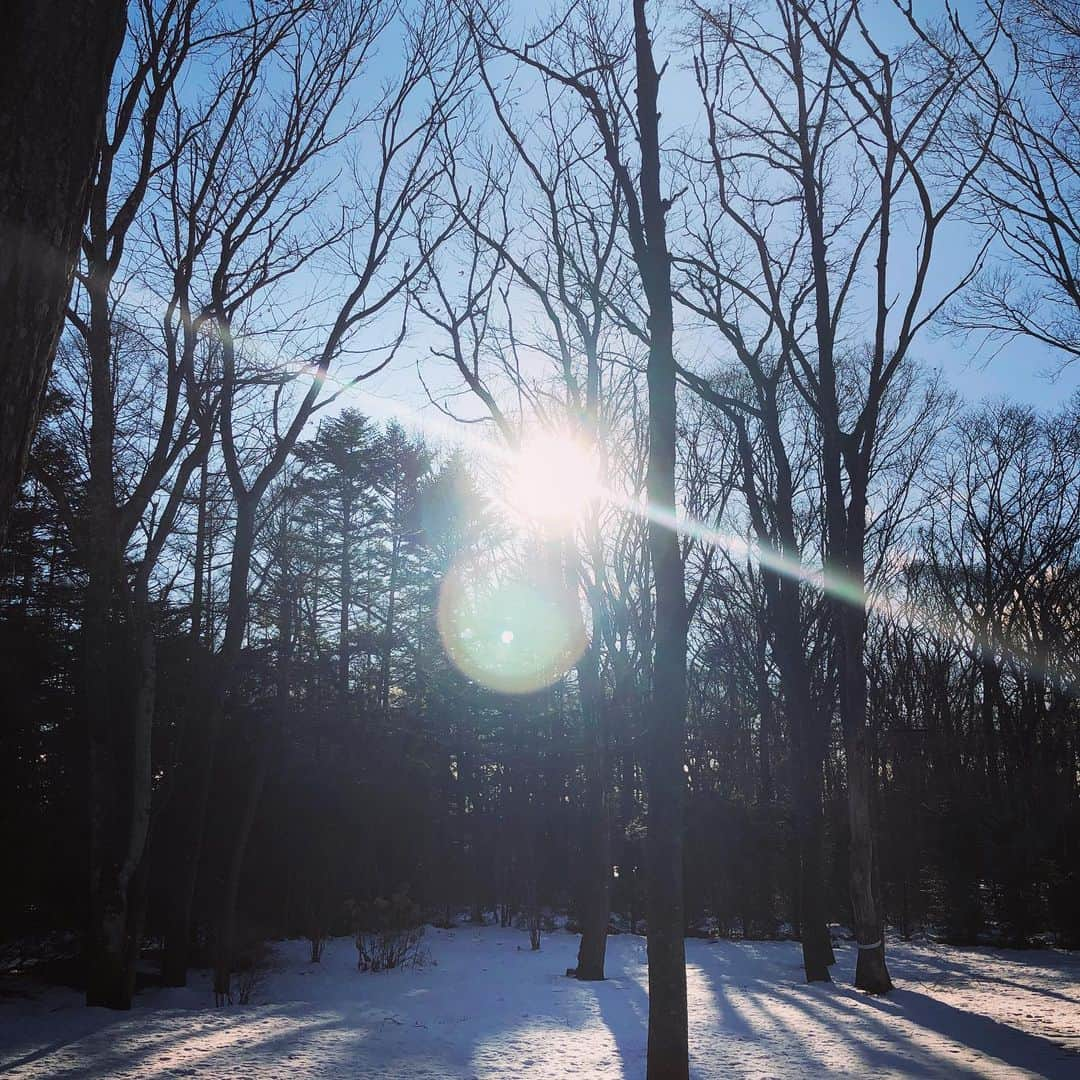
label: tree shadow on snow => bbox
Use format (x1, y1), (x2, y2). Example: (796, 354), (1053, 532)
(690, 940), (1077, 1078)
(3, 938), (1076, 1078)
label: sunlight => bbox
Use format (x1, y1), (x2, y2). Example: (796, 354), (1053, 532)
(297, 367), (1077, 694)
(499, 427), (602, 532)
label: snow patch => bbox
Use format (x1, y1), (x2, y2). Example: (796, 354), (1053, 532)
(1, 929), (1077, 1077)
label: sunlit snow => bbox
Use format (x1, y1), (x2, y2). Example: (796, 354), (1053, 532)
(2, 928), (1078, 1078)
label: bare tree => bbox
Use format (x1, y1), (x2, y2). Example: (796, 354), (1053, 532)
(676, 356), (840, 979)
(683, 0), (999, 992)
(924, 400), (1080, 800)
(946, 0), (1078, 366)
(458, 0), (692, 1068)
(414, 35), (636, 977)
(25, 0), (462, 1007)
(29, 0), (231, 1008)
(191, 2), (466, 1003)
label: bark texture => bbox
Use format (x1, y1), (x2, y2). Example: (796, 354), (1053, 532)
(633, 3), (690, 1073)
(0, 0), (127, 542)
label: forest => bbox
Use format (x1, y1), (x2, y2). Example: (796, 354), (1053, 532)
(1, 0), (1079, 1077)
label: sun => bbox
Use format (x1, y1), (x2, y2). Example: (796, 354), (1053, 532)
(499, 427), (602, 531)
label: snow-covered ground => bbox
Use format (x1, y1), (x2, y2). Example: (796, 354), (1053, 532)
(1, 928), (1078, 1078)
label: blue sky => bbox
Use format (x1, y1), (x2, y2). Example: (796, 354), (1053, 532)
(197, 0), (1080, 430)
(377, 0), (1080, 422)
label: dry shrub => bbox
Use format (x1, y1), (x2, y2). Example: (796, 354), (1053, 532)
(346, 889), (429, 972)
(233, 940), (273, 1005)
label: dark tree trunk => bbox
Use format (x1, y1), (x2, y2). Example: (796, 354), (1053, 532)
(796, 776), (834, 981)
(83, 548), (133, 1008)
(161, 463), (214, 986)
(816, 298), (891, 992)
(164, 498), (257, 988)
(633, 4), (690, 1073)
(838, 603), (893, 993)
(0, 0), (127, 543)
(83, 562), (158, 1008)
(790, 705), (834, 983)
(190, 459), (209, 643)
(573, 638), (609, 981)
(212, 735), (273, 1004)
(160, 667), (214, 987)
(770, 601), (833, 983)
(214, 541), (292, 1003)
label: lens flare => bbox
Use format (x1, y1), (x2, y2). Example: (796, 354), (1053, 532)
(277, 366), (1076, 694)
(499, 427), (601, 531)
(437, 552), (587, 694)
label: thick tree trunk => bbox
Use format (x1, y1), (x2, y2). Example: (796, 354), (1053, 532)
(645, 544), (689, 1078)
(838, 605), (892, 993)
(160, 670), (214, 987)
(631, 4), (690, 1073)
(0, 0), (127, 543)
(818, 357), (891, 991)
(789, 692), (833, 983)
(796, 777), (834, 981)
(83, 570), (140, 1008)
(84, 563), (157, 1008)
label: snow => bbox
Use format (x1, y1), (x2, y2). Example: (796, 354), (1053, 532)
(1, 928), (1078, 1078)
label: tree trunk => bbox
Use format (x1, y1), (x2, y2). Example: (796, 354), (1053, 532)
(790, 690), (834, 983)
(83, 550), (135, 1008)
(769, 600), (833, 983)
(0, 0), (127, 543)
(339, 495), (352, 702)
(159, 667), (213, 987)
(212, 733), (273, 1004)
(839, 604), (892, 993)
(573, 638), (609, 981)
(796, 775), (834, 982)
(84, 564), (158, 1008)
(82, 427), (131, 1008)
(631, 3), (690, 1072)
(380, 468), (404, 716)
(160, 464), (213, 986)
(380, 530), (400, 716)
(214, 566), (291, 1003)
(190, 458), (209, 643)
(818, 343), (891, 991)
(164, 498), (257, 987)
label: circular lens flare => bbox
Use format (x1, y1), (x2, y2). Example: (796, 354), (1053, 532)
(437, 552), (586, 694)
